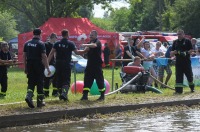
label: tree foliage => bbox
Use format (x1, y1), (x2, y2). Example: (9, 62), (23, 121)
(110, 7), (131, 31)
(170, 0), (200, 37)
(0, 11), (18, 41)
(91, 18), (115, 32)
(0, 0), (117, 28)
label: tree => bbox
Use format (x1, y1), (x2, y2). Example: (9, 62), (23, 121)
(91, 18), (115, 32)
(0, 0), (118, 28)
(0, 11), (18, 41)
(170, 0), (200, 37)
(110, 7), (131, 31)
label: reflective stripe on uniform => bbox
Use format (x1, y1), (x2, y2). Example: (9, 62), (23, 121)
(43, 88), (49, 92)
(0, 92), (6, 95)
(99, 88), (106, 92)
(53, 88), (57, 90)
(189, 82), (194, 85)
(175, 83), (187, 87)
(83, 88), (90, 91)
(27, 89), (33, 93)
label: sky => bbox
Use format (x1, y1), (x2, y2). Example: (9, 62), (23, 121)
(93, 1), (129, 18)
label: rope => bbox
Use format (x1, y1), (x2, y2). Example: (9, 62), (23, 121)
(148, 73), (175, 90)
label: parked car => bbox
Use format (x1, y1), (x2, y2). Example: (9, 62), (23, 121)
(71, 52), (87, 73)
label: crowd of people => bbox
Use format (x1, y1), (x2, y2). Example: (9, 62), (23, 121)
(116, 29), (200, 95)
(0, 28), (199, 108)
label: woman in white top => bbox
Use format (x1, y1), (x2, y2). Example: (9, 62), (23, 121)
(141, 41), (157, 86)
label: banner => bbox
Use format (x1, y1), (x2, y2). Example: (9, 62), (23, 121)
(184, 57), (200, 86)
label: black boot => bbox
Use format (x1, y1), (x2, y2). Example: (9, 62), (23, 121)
(80, 91), (88, 100)
(52, 89), (59, 97)
(154, 83), (158, 88)
(0, 92), (6, 98)
(174, 87), (183, 94)
(25, 92), (35, 108)
(59, 86), (69, 101)
(44, 90), (49, 98)
(37, 95), (45, 107)
(97, 92), (105, 101)
(189, 84), (195, 93)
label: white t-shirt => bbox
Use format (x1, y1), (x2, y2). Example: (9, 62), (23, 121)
(141, 48), (152, 58)
(151, 48), (164, 58)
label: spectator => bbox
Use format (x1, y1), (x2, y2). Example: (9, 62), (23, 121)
(156, 44), (172, 88)
(151, 41), (165, 74)
(103, 43), (110, 67)
(191, 38), (198, 57)
(128, 56), (143, 67)
(122, 38), (144, 67)
(114, 44), (122, 68)
(141, 41), (157, 86)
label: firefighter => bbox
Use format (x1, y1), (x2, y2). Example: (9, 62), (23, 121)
(0, 42), (13, 98)
(170, 29), (194, 94)
(48, 29), (85, 101)
(80, 30), (106, 101)
(23, 28), (51, 108)
(43, 33), (58, 97)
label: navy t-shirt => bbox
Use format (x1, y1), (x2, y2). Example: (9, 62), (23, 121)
(23, 37), (46, 61)
(53, 38), (76, 64)
(45, 41), (55, 65)
(0, 51), (11, 73)
(45, 42), (53, 56)
(171, 38), (192, 64)
(165, 46), (172, 58)
(87, 38), (103, 66)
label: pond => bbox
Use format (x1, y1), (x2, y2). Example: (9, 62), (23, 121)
(2, 109), (200, 132)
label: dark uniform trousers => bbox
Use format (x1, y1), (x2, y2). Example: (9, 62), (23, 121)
(175, 59), (194, 93)
(43, 61), (57, 95)
(55, 60), (71, 92)
(27, 60), (44, 95)
(43, 74), (57, 94)
(0, 71), (8, 93)
(83, 65), (104, 91)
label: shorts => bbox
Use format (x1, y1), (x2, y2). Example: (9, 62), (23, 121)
(158, 65), (172, 77)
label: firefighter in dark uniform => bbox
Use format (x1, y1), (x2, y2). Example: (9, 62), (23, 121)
(0, 42), (13, 98)
(170, 29), (194, 94)
(80, 30), (106, 101)
(48, 29), (84, 101)
(43, 33), (58, 97)
(23, 28), (50, 108)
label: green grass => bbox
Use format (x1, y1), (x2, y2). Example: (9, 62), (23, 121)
(0, 66), (197, 105)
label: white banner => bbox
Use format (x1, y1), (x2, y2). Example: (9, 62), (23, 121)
(184, 57), (200, 86)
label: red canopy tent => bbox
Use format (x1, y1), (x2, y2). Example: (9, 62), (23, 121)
(18, 17), (119, 68)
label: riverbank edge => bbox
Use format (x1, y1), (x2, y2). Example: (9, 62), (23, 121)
(0, 98), (200, 128)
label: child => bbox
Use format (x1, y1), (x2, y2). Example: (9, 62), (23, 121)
(0, 42), (13, 97)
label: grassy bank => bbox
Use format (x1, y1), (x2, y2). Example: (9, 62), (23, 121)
(1, 66), (176, 104)
(0, 66), (200, 117)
